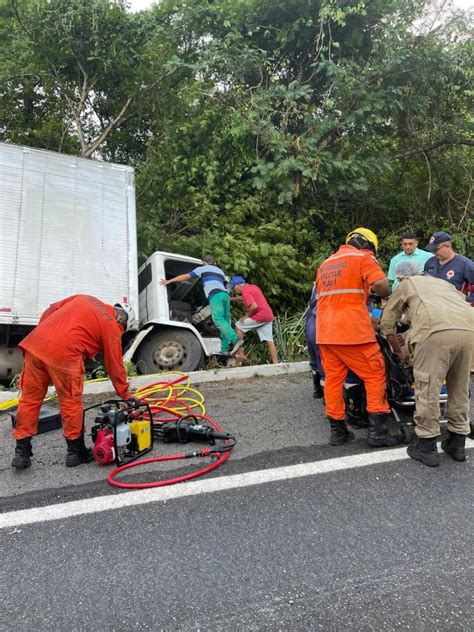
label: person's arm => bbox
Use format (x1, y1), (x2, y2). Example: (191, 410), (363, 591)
(371, 278), (390, 298)
(379, 286), (409, 360)
(101, 325), (132, 400)
(243, 302), (258, 318)
(238, 286), (259, 321)
(423, 256), (435, 274)
(462, 259), (474, 304)
(230, 295), (244, 303)
(160, 272), (192, 287)
(385, 333), (409, 362)
(361, 255), (390, 298)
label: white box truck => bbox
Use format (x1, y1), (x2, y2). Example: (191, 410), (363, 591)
(0, 142), (220, 381)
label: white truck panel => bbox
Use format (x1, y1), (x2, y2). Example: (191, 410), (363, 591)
(0, 143), (138, 325)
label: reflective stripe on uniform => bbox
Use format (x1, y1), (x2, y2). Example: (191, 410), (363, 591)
(325, 252), (365, 262)
(318, 289), (366, 297)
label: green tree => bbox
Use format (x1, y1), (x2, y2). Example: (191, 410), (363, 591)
(1, 0), (471, 311)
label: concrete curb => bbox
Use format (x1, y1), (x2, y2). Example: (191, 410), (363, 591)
(0, 361), (311, 403)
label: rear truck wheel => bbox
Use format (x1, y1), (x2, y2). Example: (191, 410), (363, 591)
(136, 329), (204, 374)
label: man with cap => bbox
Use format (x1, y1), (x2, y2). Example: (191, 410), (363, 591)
(11, 295), (137, 469)
(424, 232), (474, 304)
(160, 255), (242, 357)
(229, 276), (278, 364)
(387, 231), (432, 291)
(315, 227), (399, 448)
(380, 260), (474, 467)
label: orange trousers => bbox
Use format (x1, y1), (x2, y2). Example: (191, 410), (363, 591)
(319, 342), (390, 420)
(13, 352), (85, 440)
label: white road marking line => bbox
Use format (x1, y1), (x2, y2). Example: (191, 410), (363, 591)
(1, 442), (472, 530)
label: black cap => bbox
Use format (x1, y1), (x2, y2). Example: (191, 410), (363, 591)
(202, 254), (215, 263)
(425, 231), (452, 252)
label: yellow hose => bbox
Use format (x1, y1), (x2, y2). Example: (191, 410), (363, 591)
(0, 371), (204, 415)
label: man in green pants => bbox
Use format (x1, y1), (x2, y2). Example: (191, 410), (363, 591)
(160, 255), (243, 356)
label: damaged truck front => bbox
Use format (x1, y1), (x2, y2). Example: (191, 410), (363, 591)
(0, 142), (220, 382)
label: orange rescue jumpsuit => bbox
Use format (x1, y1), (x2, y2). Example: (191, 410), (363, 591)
(316, 245), (390, 420)
(13, 295), (132, 440)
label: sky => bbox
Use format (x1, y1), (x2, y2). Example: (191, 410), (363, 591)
(127, 0), (473, 11)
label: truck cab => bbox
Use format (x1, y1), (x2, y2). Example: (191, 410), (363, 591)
(123, 251), (221, 373)
(0, 142), (223, 382)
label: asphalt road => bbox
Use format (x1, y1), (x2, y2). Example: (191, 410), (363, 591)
(1, 373), (473, 631)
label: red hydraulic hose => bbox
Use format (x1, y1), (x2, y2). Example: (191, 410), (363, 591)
(107, 450), (230, 489)
(107, 413), (233, 489)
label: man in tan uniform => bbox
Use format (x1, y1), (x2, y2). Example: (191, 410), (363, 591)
(380, 261), (474, 467)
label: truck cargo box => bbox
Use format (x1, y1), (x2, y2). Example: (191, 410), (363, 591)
(0, 143), (138, 326)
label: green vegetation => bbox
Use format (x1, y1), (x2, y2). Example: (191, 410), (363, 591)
(1, 0), (472, 313)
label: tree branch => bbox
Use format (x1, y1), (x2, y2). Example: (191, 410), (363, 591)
(83, 95), (133, 157)
(392, 139), (474, 160)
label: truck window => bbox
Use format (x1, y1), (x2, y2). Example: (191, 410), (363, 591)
(164, 259), (206, 309)
(138, 264), (152, 293)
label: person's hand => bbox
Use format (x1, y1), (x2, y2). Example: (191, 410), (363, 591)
(159, 279), (168, 286)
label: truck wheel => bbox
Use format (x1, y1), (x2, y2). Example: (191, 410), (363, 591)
(136, 330), (204, 374)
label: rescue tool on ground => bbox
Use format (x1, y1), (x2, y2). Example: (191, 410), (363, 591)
(88, 399), (154, 466)
(87, 373), (236, 489)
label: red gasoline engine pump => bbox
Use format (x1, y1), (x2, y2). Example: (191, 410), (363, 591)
(88, 400), (153, 466)
(93, 426), (115, 465)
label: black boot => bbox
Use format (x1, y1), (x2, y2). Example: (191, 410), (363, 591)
(329, 419), (354, 446)
(407, 436), (440, 467)
(11, 437), (33, 469)
(312, 372), (324, 399)
(65, 435), (94, 467)
(441, 431), (466, 462)
(367, 413), (400, 447)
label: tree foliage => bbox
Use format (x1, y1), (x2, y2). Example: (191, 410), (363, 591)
(0, 0), (472, 310)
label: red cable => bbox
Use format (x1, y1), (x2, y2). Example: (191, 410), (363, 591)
(107, 450), (230, 489)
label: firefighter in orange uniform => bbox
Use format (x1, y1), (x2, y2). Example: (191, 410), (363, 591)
(11, 295), (137, 469)
(316, 228), (399, 447)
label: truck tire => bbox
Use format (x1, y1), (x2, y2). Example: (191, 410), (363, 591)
(136, 329), (204, 374)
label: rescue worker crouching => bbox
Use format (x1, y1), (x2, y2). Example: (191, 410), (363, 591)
(380, 261), (474, 467)
(11, 295), (137, 469)
(316, 228), (399, 448)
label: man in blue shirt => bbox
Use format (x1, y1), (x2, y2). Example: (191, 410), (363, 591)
(424, 232), (474, 304)
(387, 231), (432, 290)
(160, 255), (243, 356)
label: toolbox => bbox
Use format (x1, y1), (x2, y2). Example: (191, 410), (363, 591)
(10, 405), (62, 434)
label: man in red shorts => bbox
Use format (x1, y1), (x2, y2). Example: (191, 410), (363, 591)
(229, 276), (278, 364)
